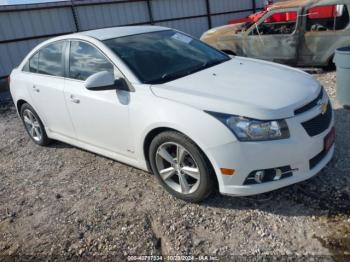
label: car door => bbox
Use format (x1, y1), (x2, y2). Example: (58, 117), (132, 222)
(299, 3), (350, 66)
(64, 40), (132, 157)
(243, 8), (300, 65)
(25, 41), (76, 138)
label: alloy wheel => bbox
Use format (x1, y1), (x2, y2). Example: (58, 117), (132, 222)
(155, 142), (201, 194)
(22, 109), (42, 142)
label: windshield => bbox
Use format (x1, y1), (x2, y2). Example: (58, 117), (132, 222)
(103, 30), (230, 84)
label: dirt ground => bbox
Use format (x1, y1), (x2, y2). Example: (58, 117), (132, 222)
(0, 71), (349, 260)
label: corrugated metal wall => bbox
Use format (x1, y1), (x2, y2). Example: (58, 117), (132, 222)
(0, 0), (266, 78)
(75, 1), (150, 30)
(0, 7), (75, 42)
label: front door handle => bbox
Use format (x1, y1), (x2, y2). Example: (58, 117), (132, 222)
(32, 85), (40, 93)
(70, 95), (80, 104)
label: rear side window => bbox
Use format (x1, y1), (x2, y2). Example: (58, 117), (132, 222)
(37, 42), (65, 77)
(69, 41), (114, 81)
(306, 4), (349, 31)
(23, 52), (39, 73)
(23, 42), (65, 76)
(29, 53), (39, 73)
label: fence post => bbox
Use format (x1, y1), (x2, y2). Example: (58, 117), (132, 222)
(70, 0), (80, 32)
(205, 0), (212, 29)
(252, 0), (256, 13)
(146, 0), (154, 25)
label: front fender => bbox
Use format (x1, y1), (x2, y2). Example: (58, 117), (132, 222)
(135, 102), (236, 160)
(129, 86), (237, 165)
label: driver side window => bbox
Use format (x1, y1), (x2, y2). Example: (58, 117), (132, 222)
(69, 41), (114, 81)
(251, 11), (298, 35)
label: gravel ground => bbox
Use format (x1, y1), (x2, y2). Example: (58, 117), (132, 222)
(0, 71), (349, 260)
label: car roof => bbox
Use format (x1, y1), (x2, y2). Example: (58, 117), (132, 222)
(70, 25), (169, 41)
(269, 0), (321, 10)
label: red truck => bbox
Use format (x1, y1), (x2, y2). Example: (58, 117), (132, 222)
(201, 0), (350, 68)
(228, 0), (337, 25)
(228, 0), (274, 25)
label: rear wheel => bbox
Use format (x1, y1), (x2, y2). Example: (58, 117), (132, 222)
(149, 131), (214, 202)
(20, 103), (52, 146)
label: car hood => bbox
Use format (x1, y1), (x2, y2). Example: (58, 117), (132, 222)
(150, 57), (321, 120)
(200, 24), (243, 44)
(202, 24), (243, 38)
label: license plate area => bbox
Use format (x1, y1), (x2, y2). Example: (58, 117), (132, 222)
(324, 127), (335, 152)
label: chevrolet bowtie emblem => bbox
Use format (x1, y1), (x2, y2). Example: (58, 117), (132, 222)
(318, 101), (328, 115)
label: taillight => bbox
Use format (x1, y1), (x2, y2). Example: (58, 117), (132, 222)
(7, 76), (10, 84)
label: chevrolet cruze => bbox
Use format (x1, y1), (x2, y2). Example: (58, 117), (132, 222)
(10, 26), (335, 202)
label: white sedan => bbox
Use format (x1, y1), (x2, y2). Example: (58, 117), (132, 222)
(10, 26), (335, 202)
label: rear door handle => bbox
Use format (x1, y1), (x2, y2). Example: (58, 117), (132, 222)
(70, 95), (80, 104)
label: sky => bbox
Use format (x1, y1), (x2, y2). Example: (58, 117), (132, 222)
(0, 0), (65, 5)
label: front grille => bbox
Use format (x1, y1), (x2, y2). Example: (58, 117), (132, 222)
(301, 103), (332, 137)
(310, 148), (328, 169)
(295, 89), (323, 115)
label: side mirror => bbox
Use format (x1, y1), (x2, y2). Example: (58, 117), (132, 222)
(114, 78), (130, 91)
(85, 71), (129, 91)
(85, 71), (115, 91)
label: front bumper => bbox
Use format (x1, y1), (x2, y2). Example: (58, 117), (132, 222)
(219, 145), (334, 196)
(206, 104), (335, 196)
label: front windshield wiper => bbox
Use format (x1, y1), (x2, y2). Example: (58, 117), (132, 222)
(149, 58), (229, 84)
(160, 69), (192, 83)
(199, 58), (228, 70)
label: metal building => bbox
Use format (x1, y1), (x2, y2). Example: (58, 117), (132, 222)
(0, 0), (266, 79)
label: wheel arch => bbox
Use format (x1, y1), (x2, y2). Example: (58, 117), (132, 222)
(16, 99), (28, 112)
(15, 99), (48, 129)
(143, 127), (174, 170)
(142, 126), (219, 189)
(325, 53), (336, 71)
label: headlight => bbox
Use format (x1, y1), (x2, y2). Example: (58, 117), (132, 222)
(206, 111), (290, 141)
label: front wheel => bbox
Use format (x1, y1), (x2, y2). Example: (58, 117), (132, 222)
(323, 55), (336, 71)
(149, 131), (214, 202)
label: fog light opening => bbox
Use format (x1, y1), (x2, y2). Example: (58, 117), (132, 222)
(273, 168), (282, 181)
(254, 170), (265, 184)
(244, 166), (293, 185)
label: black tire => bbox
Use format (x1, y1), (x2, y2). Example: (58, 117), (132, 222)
(323, 56), (336, 71)
(149, 131), (214, 202)
(20, 103), (52, 146)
